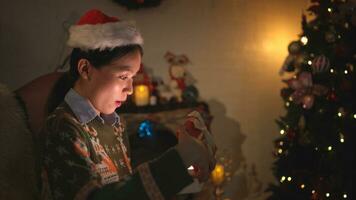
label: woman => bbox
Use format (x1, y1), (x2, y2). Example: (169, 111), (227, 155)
(41, 9), (216, 200)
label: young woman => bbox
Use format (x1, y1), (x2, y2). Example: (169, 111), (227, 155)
(41, 9), (216, 200)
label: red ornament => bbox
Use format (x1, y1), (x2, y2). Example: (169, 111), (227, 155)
(327, 90), (337, 101)
(280, 88), (292, 99)
(287, 129), (296, 140)
(311, 192), (318, 200)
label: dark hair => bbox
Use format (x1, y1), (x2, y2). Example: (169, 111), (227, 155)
(47, 44), (143, 114)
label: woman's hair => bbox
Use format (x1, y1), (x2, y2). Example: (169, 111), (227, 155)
(46, 44), (143, 114)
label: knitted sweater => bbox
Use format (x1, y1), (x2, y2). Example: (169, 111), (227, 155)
(41, 89), (193, 200)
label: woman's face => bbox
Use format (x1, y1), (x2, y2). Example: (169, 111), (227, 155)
(85, 50), (141, 114)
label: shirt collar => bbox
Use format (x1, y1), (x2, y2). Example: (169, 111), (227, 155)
(64, 88), (120, 126)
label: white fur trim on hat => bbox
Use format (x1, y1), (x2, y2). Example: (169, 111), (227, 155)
(67, 21), (144, 51)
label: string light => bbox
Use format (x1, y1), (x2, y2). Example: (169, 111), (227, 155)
(343, 194), (348, 198)
(344, 70), (348, 74)
(353, 114), (356, 119)
(308, 60), (312, 65)
(330, 68), (334, 73)
(340, 134), (345, 143)
(300, 184), (305, 189)
(278, 149), (283, 154)
(312, 190), (315, 194)
(289, 96), (293, 101)
(280, 176), (286, 183)
(327, 8), (332, 12)
(287, 177), (292, 181)
(286, 102), (290, 107)
(328, 146), (333, 151)
(280, 130), (285, 135)
(338, 112), (343, 117)
(279, 141), (284, 146)
(326, 193), (330, 197)
(301, 36), (308, 45)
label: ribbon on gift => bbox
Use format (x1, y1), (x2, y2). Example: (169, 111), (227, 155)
(284, 72), (328, 109)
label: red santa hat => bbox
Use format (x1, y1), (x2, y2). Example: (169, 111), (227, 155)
(67, 9), (143, 51)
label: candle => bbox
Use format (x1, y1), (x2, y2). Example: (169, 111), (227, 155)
(211, 164), (225, 186)
(134, 85), (150, 106)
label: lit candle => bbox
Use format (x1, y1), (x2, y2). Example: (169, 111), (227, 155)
(134, 85), (150, 106)
(211, 164), (225, 186)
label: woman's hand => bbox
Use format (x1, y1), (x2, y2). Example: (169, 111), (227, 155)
(175, 127), (216, 182)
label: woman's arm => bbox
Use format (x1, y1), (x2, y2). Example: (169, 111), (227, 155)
(43, 117), (193, 200)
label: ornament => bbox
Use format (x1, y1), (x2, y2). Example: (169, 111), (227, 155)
(346, 63), (354, 72)
(311, 191), (319, 200)
(280, 88), (293, 99)
(138, 120), (153, 138)
(325, 31), (336, 43)
(284, 72), (329, 109)
(287, 129), (296, 140)
(288, 41), (302, 55)
(182, 85), (199, 103)
(327, 89), (337, 101)
(312, 55), (330, 74)
(165, 51), (193, 102)
(279, 55), (296, 75)
(302, 95), (314, 109)
(295, 53), (307, 67)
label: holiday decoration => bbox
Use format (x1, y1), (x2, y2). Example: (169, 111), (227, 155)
(284, 72), (328, 109)
(211, 164), (225, 186)
(311, 55), (330, 74)
(159, 51), (200, 103)
(325, 31), (336, 43)
(269, 0), (356, 199)
(134, 85), (150, 106)
(181, 110), (215, 155)
(67, 9), (143, 51)
(288, 41), (302, 55)
(279, 55), (296, 75)
(113, 0), (162, 10)
(138, 120), (153, 138)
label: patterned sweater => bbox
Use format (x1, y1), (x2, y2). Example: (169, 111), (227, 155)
(41, 89), (193, 200)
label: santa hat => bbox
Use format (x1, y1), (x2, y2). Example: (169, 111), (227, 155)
(67, 9), (143, 51)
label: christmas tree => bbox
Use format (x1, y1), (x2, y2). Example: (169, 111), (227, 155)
(268, 0), (355, 199)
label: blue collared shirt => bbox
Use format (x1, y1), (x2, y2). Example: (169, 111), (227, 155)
(64, 88), (120, 126)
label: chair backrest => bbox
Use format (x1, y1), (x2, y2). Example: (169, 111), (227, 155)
(15, 72), (63, 135)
